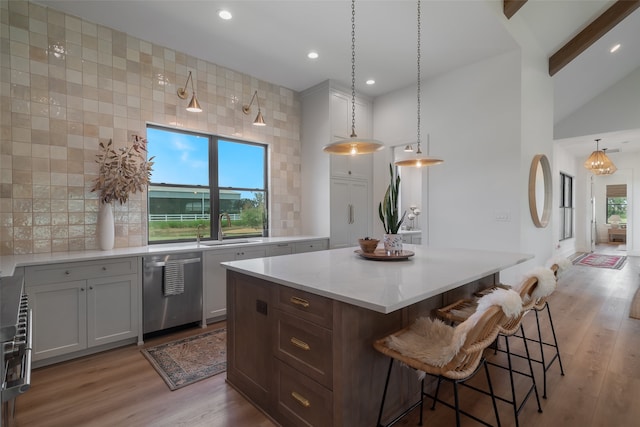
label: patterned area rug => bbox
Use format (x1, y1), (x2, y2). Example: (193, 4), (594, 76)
(572, 253), (627, 270)
(141, 328), (226, 390)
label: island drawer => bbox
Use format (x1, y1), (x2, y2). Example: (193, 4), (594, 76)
(274, 310), (333, 389)
(276, 286), (333, 328)
(25, 257), (138, 285)
(275, 359), (333, 427)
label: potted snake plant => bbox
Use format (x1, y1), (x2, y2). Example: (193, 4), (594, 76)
(378, 163), (406, 253)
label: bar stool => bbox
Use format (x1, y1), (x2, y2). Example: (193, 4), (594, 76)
(373, 288), (522, 427)
(527, 262), (566, 398)
(436, 277), (545, 427)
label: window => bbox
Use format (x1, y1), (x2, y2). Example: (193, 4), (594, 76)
(147, 126), (267, 243)
(559, 172), (573, 240)
(606, 184), (627, 225)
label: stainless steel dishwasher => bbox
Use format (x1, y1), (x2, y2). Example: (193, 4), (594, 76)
(143, 252), (203, 335)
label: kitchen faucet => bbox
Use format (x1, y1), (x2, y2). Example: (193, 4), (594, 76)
(196, 223), (204, 246)
(218, 213), (231, 241)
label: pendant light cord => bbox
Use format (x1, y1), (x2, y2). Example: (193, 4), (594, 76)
(351, 0), (357, 138)
(416, 0), (422, 154)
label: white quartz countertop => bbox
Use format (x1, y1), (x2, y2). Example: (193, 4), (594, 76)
(0, 236), (328, 277)
(222, 245), (533, 314)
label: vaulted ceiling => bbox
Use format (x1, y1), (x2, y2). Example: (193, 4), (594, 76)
(35, 0), (640, 155)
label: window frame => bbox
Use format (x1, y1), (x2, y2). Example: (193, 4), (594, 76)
(146, 125), (268, 244)
(559, 172), (574, 241)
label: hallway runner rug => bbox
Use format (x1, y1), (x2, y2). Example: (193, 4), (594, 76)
(572, 253), (627, 270)
(141, 328), (226, 390)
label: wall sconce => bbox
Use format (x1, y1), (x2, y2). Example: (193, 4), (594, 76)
(242, 90), (266, 126)
(177, 71), (202, 112)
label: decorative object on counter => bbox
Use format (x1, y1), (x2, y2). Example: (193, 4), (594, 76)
(379, 163), (406, 254)
(141, 328), (226, 391)
(584, 138), (616, 175)
(177, 70), (202, 112)
(355, 248), (414, 261)
(608, 214), (622, 228)
(322, 0), (384, 155)
(242, 90), (266, 126)
(408, 205), (421, 230)
(395, 0), (443, 168)
(358, 237), (379, 253)
(91, 135), (154, 250)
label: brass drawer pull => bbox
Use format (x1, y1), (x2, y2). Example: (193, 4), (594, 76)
(290, 337), (310, 351)
(291, 391), (310, 408)
(290, 296), (310, 308)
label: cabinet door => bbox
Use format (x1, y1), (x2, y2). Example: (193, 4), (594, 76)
(235, 247), (267, 260)
(330, 178), (370, 248)
(29, 280), (88, 361)
(203, 250), (237, 320)
(294, 239), (329, 254)
(87, 274), (139, 347)
(226, 271), (273, 410)
(330, 90), (350, 140)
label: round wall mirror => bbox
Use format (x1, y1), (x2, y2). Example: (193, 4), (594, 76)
(528, 154), (551, 228)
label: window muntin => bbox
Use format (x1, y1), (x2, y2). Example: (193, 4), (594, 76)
(147, 126), (267, 243)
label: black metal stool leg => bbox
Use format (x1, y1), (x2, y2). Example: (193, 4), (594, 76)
(376, 358), (394, 427)
(431, 377), (442, 410)
(484, 359), (501, 427)
(547, 303), (565, 376)
(504, 335), (520, 427)
(534, 309), (548, 398)
(419, 377), (424, 426)
(453, 381), (461, 427)
(521, 324), (543, 413)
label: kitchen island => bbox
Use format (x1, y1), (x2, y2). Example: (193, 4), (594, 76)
(222, 245), (532, 427)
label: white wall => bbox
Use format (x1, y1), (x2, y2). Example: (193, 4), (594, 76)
(555, 67), (640, 139)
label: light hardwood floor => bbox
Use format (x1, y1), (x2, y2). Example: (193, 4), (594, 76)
(15, 245), (640, 426)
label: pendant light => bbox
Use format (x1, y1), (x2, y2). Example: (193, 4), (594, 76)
(323, 0), (384, 156)
(584, 138), (617, 175)
(395, 0), (443, 168)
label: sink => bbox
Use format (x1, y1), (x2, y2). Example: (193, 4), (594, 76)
(200, 239), (251, 246)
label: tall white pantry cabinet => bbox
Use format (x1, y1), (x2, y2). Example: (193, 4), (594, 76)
(301, 80), (374, 248)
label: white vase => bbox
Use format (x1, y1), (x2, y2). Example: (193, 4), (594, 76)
(383, 233), (403, 254)
(98, 202), (115, 250)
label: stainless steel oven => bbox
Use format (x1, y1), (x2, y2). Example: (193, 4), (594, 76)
(1, 275), (32, 427)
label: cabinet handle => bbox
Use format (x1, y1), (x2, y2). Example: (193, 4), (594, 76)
(291, 391), (311, 408)
(102, 266), (107, 271)
(350, 204), (354, 224)
(80, 287), (85, 291)
(289, 296), (310, 308)
(290, 337), (310, 351)
(65, 270), (71, 275)
(89, 286), (93, 290)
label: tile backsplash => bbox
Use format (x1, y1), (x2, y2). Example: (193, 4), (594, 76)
(0, 1), (302, 255)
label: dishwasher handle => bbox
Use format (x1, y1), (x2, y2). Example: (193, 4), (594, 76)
(145, 257), (201, 268)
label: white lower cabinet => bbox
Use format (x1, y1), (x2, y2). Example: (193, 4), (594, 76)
(203, 247), (267, 322)
(25, 257), (140, 363)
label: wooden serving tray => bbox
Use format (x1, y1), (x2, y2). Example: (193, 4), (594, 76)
(354, 249), (415, 261)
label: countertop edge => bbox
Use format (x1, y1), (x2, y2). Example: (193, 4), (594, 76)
(0, 236), (328, 277)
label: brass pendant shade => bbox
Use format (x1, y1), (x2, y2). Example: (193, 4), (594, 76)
(394, 0), (443, 169)
(324, 0), (384, 156)
(243, 90), (267, 126)
(584, 139), (617, 175)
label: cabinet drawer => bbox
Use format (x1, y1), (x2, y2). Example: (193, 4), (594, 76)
(294, 240), (328, 253)
(276, 286), (333, 328)
(275, 360), (333, 427)
(25, 257), (138, 285)
(275, 311), (332, 388)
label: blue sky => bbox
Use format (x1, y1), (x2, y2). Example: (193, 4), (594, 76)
(147, 127), (265, 189)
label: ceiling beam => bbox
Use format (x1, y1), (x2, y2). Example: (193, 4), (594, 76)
(549, 0), (640, 76)
(504, 0), (528, 19)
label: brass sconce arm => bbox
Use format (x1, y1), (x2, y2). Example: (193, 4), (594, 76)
(242, 90), (266, 126)
(177, 71), (202, 112)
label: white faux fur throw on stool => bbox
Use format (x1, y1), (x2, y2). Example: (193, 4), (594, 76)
(518, 267), (557, 301)
(385, 289), (522, 368)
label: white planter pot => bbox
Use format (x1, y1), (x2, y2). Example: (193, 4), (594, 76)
(98, 202), (115, 250)
(383, 233), (403, 254)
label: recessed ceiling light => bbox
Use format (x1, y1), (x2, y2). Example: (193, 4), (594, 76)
(366, 79), (375, 85)
(610, 43), (621, 53)
(307, 51), (319, 59)
(218, 10), (232, 20)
